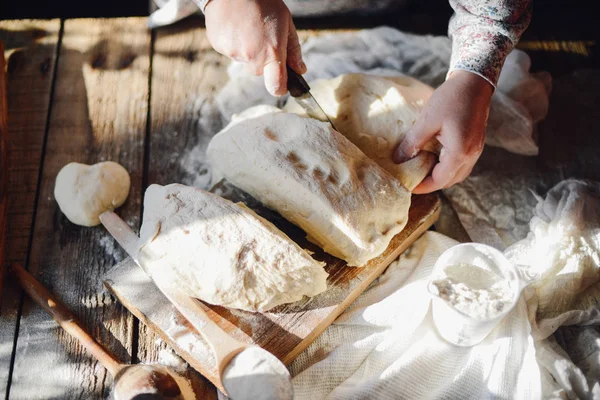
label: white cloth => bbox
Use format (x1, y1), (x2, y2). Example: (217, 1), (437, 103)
(291, 180), (600, 399)
(506, 180), (600, 341)
(290, 232), (542, 399)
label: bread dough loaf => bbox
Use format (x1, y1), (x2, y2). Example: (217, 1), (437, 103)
(284, 73), (439, 191)
(138, 183), (328, 312)
(54, 161), (130, 227)
(207, 106), (411, 266)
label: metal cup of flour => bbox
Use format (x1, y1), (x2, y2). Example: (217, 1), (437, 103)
(428, 243), (521, 347)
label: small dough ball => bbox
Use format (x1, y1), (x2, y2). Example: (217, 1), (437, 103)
(54, 161), (131, 226)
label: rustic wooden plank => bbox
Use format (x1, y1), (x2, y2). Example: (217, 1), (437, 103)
(9, 18), (149, 399)
(135, 17), (231, 398)
(0, 40), (8, 310)
(105, 189), (440, 391)
(148, 17), (229, 188)
(0, 19), (61, 398)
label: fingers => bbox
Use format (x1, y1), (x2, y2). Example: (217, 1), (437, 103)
(286, 21), (306, 74)
(262, 16), (305, 95)
(412, 150), (468, 194)
(393, 112), (440, 164)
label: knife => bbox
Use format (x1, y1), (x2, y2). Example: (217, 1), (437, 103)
(286, 65), (338, 131)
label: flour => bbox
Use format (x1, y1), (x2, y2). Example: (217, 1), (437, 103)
(98, 234), (124, 262)
(430, 263), (515, 320)
(158, 347), (188, 374)
(179, 144), (212, 189)
(166, 313), (215, 367)
(222, 346), (293, 400)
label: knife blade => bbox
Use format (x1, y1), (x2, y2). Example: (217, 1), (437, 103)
(286, 65), (338, 131)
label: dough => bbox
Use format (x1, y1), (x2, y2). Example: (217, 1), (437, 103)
(207, 106), (411, 266)
(54, 161), (131, 227)
(138, 183), (328, 312)
(284, 73), (439, 191)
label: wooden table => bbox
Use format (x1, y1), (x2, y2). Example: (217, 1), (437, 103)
(0, 17), (229, 399)
(1, 16), (598, 400)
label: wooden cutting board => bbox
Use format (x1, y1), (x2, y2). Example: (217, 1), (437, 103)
(104, 181), (440, 391)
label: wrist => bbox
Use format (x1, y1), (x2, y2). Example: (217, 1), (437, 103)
(448, 70), (494, 100)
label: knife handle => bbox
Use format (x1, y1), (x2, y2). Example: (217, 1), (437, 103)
(286, 64), (310, 97)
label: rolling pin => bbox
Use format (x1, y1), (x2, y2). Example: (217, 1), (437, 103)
(0, 39), (9, 312)
(10, 263), (187, 399)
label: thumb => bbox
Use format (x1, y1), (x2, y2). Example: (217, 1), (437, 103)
(286, 20), (306, 74)
(393, 114), (440, 163)
(263, 21), (289, 97)
(264, 60), (287, 96)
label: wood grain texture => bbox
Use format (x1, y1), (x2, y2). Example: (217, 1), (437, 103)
(0, 40), (7, 310)
(148, 17), (229, 189)
(0, 19), (61, 399)
(9, 18), (149, 399)
(135, 18), (231, 398)
(105, 188), (441, 391)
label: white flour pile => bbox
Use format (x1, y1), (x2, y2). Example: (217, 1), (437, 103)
(222, 347), (293, 400)
(430, 263), (515, 320)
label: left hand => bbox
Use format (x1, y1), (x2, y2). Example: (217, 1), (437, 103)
(393, 70), (493, 194)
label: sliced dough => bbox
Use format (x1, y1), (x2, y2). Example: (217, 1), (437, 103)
(284, 73), (439, 191)
(138, 183), (328, 312)
(207, 106), (411, 266)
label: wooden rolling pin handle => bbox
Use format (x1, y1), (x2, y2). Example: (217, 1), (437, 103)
(166, 291), (248, 377)
(10, 263), (123, 377)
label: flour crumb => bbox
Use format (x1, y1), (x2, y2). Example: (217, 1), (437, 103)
(98, 234), (124, 262)
(158, 347), (188, 374)
(178, 145), (212, 189)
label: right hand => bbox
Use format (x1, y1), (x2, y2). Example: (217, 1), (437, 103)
(204, 0), (306, 96)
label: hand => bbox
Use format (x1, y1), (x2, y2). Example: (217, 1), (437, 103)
(204, 0), (306, 96)
(393, 70), (493, 194)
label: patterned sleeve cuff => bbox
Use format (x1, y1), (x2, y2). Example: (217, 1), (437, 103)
(194, 0), (211, 13)
(447, 26), (514, 88)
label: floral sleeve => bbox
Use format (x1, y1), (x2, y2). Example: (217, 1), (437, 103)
(448, 0), (533, 88)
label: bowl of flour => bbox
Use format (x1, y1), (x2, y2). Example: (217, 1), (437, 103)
(428, 243), (521, 347)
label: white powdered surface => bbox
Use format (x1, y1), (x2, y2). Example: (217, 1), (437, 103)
(222, 347), (293, 400)
(430, 263), (515, 320)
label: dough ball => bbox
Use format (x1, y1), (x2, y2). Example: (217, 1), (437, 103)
(284, 73), (440, 191)
(54, 161), (131, 227)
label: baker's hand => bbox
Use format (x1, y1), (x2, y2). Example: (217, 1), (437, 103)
(204, 0), (306, 96)
(393, 70), (493, 194)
